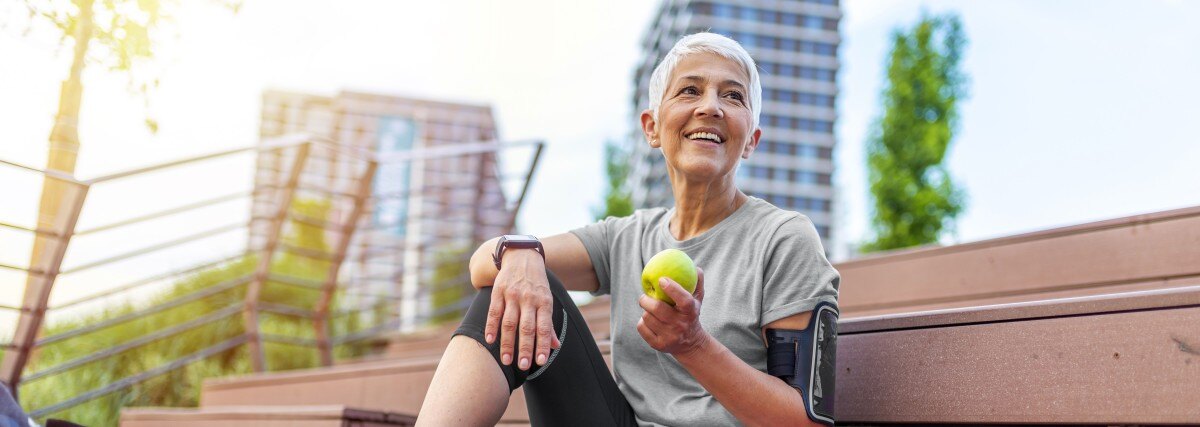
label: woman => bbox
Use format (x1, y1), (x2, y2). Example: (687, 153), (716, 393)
(417, 32), (840, 426)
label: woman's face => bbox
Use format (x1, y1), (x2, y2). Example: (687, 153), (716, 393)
(642, 52), (760, 182)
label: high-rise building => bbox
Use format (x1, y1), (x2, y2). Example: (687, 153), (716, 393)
(629, 0), (840, 247)
(254, 90), (516, 331)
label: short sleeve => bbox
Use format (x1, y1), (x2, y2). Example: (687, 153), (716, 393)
(570, 216), (619, 296)
(760, 216), (841, 328)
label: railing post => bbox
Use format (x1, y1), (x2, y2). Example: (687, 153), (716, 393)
(1, 181), (89, 394)
(470, 152), (489, 245)
(243, 143), (310, 372)
(313, 159), (377, 366)
(507, 142), (544, 233)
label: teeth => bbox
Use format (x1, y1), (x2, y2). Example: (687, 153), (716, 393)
(686, 132), (722, 143)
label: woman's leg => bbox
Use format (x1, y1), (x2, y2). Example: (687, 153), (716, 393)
(416, 335), (510, 426)
(519, 271), (637, 426)
(419, 270), (636, 427)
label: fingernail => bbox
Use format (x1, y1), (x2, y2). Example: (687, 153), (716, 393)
(520, 357), (529, 370)
(502, 354), (511, 365)
(660, 277), (669, 286)
(486, 334), (494, 343)
(537, 354), (547, 365)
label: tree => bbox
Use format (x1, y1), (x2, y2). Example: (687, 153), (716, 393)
(594, 139), (634, 221)
(21, 0), (237, 242)
(4, 0), (238, 393)
(864, 12), (969, 252)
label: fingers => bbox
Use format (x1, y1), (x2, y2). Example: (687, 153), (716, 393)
(638, 294), (670, 323)
(484, 288), (504, 344)
(694, 267), (705, 302)
(640, 311), (669, 332)
(499, 299), (518, 366)
(518, 300), (536, 370)
(636, 317), (659, 347)
(535, 303), (553, 367)
(658, 277), (696, 313)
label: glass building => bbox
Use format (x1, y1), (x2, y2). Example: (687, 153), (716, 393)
(628, 0), (840, 248)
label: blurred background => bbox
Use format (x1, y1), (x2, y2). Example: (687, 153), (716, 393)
(1, 0), (1198, 424)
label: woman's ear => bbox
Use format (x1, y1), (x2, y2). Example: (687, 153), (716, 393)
(640, 109), (660, 148)
(742, 128), (762, 159)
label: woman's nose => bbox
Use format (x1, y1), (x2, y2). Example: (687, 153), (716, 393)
(694, 92), (724, 119)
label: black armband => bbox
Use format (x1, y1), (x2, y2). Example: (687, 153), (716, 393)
(766, 301), (838, 426)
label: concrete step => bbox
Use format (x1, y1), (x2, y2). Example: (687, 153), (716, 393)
(120, 405), (416, 427)
(200, 340), (612, 424)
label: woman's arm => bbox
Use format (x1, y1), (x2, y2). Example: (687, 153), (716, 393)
(468, 232), (600, 372)
(468, 233), (599, 293)
(638, 277), (824, 427)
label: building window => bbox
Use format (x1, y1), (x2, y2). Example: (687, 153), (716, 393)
(781, 13), (799, 26)
(761, 115), (834, 133)
(804, 16), (823, 30)
(722, 32), (837, 57)
(738, 6), (756, 21)
(712, 3), (733, 18)
(760, 62), (836, 82)
(819, 147), (833, 159)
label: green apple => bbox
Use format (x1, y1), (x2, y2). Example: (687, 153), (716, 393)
(641, 249), (697, 305)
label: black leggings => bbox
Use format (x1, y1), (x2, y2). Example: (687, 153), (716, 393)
(452, 270), (637, 427)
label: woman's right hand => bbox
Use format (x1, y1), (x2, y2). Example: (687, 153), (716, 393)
(484, 249), (562, 371)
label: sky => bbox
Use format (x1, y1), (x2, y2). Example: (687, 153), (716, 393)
(1, 0), (1199, 312)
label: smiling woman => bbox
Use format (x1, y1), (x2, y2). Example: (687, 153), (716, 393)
(418, 32), (840, 427)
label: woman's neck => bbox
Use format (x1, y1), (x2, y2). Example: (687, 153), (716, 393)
(669, 176), (747, 241)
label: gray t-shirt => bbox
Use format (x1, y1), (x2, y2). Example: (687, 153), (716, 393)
(570, 196), (840, 426)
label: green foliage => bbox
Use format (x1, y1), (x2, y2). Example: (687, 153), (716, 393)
(864, 12), (969, 252)
(594, 140), (634, 221)
(18, 197), (379, 426)
(429, 246), (473, 325)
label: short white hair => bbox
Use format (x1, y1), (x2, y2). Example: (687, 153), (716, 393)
(648, 32), (762, 130)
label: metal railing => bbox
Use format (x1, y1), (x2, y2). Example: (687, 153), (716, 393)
(0, 134), (544, 418)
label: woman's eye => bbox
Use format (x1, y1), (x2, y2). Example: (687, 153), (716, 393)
(679, 87), (699, 95)
(726, 91), (745, 101)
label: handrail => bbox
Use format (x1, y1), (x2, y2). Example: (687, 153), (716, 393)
(83, 135), (310, 185)
(258, 302), (314, 319)
(35, 276), (250, 347)
(0, 221), (61, 239)
(1, 134), (548, 419)
(59, 221), (251, 275)
(48, 251), (249, 310)
(74, 190), (254, 236)
(22, 303), (244, 384)
(28, 334), (250, 418)
(0, 158), (86, 185)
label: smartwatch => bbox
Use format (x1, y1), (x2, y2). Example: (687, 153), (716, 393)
(492, 234), (545, 270)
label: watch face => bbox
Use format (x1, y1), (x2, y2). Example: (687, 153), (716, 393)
(505, 234), (538, 243)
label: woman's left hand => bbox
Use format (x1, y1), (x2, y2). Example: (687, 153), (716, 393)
(637, 267), (709, 356)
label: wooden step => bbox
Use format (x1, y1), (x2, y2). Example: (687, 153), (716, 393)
(201, 341), (612, 424)
(120, 405), (415, 427)
(837, 206), (1200, 317)
(836, 284), (1200, 424)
